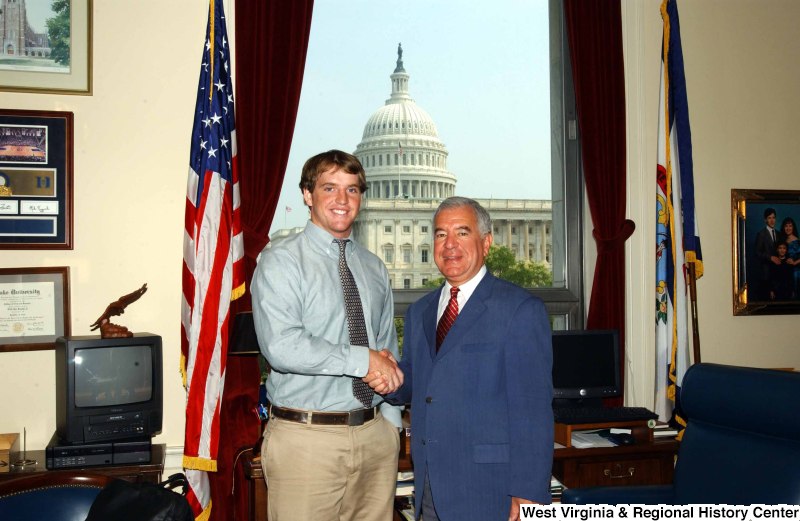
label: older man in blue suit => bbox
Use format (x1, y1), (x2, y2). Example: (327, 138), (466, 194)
(368, 197), (553, 520)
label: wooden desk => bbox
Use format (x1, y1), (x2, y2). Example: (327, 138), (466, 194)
(242, 435), (677, 519)
(552, 438), (678, 488)
(241, 452), (267, 521)
(0, 443), (165, 484)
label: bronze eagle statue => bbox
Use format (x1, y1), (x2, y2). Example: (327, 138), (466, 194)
(90, 283), (148, 338)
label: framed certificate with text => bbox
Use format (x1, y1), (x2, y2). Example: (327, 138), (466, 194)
(0, 110), (73, 249)
(0, 266), (71, 352)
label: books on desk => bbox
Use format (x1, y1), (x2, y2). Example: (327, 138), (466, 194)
(551, 475), (565, 500)
(396, 471), (414, 497)
(653, 423), (679, 438)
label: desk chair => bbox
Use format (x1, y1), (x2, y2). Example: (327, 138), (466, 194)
(562, 363), (800, 504)
(0, 471), (114, 521)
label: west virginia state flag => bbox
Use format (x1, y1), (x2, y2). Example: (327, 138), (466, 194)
(655, 0), (702, 431)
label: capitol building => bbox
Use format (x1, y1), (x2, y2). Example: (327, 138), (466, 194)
(270, 46), (553, 289)
(351, 45), (553, 289)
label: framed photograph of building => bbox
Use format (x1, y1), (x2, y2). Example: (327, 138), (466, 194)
(732, 188), (800, 315)
(0, 109), (73, 249)
(0, 0), (92, 95)
(0, 266), (70, 352)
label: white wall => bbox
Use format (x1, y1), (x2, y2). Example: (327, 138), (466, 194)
(0, 1), (207, 450)
(1, 0), (799, 455)
(622, 0), (800, 408)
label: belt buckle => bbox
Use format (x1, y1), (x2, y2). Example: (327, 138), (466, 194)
(348, 409), (362, 427)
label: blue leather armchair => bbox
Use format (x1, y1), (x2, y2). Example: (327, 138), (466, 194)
(562, 363), (800, 505)
(0, 471), (114, 521)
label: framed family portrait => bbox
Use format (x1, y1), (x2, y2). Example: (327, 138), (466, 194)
(0, 0), (92, 95)
(0, 266), (71, 352)
(732, 188), (800, 315)
(0, 109), (73, 249)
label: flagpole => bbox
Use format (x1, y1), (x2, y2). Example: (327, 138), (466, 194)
(688, 261), (701, 363)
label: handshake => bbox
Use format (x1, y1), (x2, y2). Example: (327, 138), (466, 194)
(364, 349), (404, 395)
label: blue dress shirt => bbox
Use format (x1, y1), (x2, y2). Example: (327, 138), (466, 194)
(251, 220), (401, 427)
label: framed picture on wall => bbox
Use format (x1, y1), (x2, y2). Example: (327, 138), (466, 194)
(0, 266), (71, 352)
(732, 188), (800, 315)
(0, 0), (92, 95)
(0, 109), (73, 250)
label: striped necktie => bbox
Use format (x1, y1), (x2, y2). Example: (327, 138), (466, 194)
(436, 286), (460, 351)
(334, 239), (375, 408)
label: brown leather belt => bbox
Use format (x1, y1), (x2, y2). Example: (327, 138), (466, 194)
(269, 405), (379, 426)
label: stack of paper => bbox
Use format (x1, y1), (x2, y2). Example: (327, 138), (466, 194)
(396, 471), (414, 496)
(570, 430), (616, 448)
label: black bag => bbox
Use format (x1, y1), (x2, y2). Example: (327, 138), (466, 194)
(85, 472), (194, 521)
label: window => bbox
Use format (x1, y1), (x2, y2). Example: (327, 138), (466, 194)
(402, 225), (411, 233)
(421, 249), (429, 263)
(383, 247), (394, 263)
(403, 278), (411, 289)
(384, 225), (392, 233)
(270, 0), (583, 328)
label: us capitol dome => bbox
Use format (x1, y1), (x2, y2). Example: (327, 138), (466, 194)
(355, 43), (456, 201)
(352, 44), (552, 289)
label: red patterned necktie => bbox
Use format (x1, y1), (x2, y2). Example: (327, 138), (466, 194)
(436, 286), (460, 351)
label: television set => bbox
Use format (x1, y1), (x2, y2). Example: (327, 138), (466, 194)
(55, 333), (163, 444)
(551, 329), (621, 407)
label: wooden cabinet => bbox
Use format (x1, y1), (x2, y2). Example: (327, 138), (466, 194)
(552, 439), (678, 488)
(0, 444), (165, 484)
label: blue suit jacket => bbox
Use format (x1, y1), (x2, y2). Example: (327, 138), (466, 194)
(392, 273), (554, 520)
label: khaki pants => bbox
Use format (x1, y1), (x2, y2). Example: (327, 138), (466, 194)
(261, 412), (400, 521)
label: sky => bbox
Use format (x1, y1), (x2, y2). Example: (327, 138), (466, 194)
(269, 0), (553, 234)
(24, 0), (54, 34)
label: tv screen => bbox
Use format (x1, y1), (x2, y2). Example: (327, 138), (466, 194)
(56, 334), (163, 444)
(552, 329), (621, 405)
(74, 345), (153, 407)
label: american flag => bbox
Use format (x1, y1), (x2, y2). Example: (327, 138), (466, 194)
(181, 0), (244, 518)
(655, 0), (702, 435)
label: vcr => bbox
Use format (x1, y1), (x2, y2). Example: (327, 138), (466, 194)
(45, 431), (152, 469)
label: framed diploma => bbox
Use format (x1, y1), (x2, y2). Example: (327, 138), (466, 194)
(0, 266), (71, 352)
(0, 109), (74, 249)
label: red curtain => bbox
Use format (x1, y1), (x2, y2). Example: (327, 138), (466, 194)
(210, 2), (314, 519)
(564, 0), (633, 406)
(234, 0), (315, 298)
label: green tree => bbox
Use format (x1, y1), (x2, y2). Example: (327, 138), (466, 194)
(47, 0), (71, 66)
(485, 245), (552, 287)
(394, 317), (405, 356)
(421, 245), (552, 288)
(423, 277), (444, 288)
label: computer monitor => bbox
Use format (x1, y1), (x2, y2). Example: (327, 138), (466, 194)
(551, 329), (621, 407)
